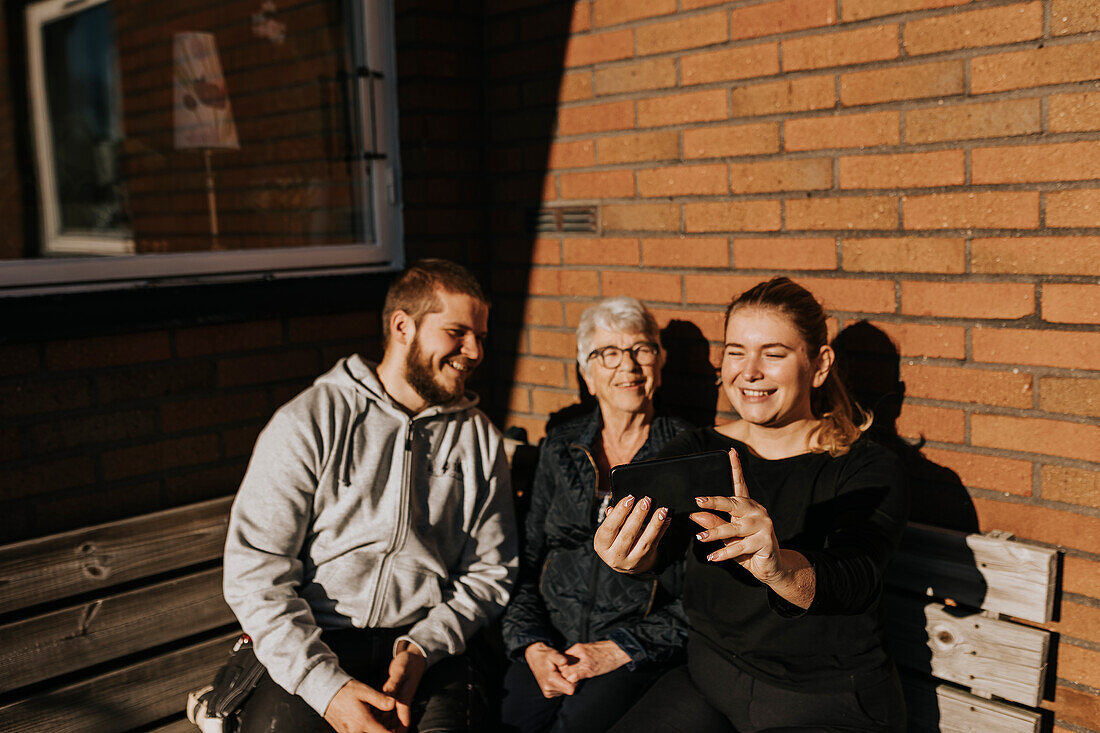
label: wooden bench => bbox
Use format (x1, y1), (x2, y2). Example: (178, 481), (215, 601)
(0, 473), (1059, 732)
(884, 523), (1059, 732)
(0, 496), (238, 732)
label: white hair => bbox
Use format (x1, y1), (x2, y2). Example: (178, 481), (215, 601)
(576, 296), (662, 375)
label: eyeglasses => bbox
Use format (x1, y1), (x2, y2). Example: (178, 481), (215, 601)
(586, 342), (659, 369)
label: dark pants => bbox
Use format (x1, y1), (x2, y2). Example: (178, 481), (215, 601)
(499, 658), (664, 733)
(238, 628), (489, 733)
(608, 638), (907, 733)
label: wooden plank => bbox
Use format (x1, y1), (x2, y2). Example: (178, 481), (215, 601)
(887, 523), (1057, 623)
(0, 496), (233, 615)
(0, 631), (239, 733)
(0, 567), (236, 694)
(902, 677), (1041, 733)
(147, 720), (200, 733)
(886, 594), (1049, 707)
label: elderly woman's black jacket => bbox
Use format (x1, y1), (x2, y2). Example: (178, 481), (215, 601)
(501, 409), (692, 668)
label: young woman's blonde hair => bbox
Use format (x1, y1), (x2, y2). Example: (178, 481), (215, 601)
(725, 277), (871, 456)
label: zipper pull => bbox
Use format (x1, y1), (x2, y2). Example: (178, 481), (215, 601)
(597, 493), (612, 523)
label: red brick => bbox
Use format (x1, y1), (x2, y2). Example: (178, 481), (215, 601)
(683, 122), (780, 159)
(593, 58), (677, 96)
(504, 386), (531, 414)
(531, 387), (582, 415)
(903, 191), (1039, 230)
(902, 281), (1034, 319)
(0, 378), (90, 417)
(786, 196), (899, 231)
(904, 2), (1042, 55)
(638, 163), (728, 197)
(729, 158), (832, 194)
(217, 350), (318, 388)
(974, 326), (1100, 370)
(597, 131), (678, 165)
(560, 71), (594, 102)
(287, 312), (378, 344)
(901, 363), (1033, 408)
(1045, 600), (1100, 647)
(971, 41), (1100, 94)
(867, 320), (966, 359)
(795, 276), (898, 313)
(973, 496), (1100, 554)
(1044, 284), (1100, 325)
(681, 44), (779, 86)
(102, 434), (220, 481)
(648, 307), (727, 342)
(896, 403), (966, 443)
(513, 356), (567, 387)
(162, 391), (271, 432)
(843, 237), (965, 273)
(1047, 189), (1100, 228)
(971, 236), (1100, 275)
(562, 237), (640, 265)
(905, 98), (1042, 143)
(636, 10), (729, 56)
(527, 269), (601, 297)
(563, 29), (633, 67)
(1049, 686), (1100, 732)
(783, 25), (898, 71)
(841, 61), (964, 106)
(974, 141), (1100, 184)
(546, 140), (596, 170)
(1060, 642), (1100, 690)
(638, 89), (727, 128)
(95, 362), (214, 405)
(642, 237), (730, 268)
(1040, 377), (1100, 418)
(601, 203), (680, 232)
(45, 331), (171, 371)
(520, 299), (565, 328)
(784, 111), (899, 151)
(684, 201), (782, 232)
(557, 100), (634, 136)
(729, 0), (836, 41)
(974, 413), (1099, 462)
(0, 456), (97, 501)
(1063, 555), (1100, 598)
(840, 150), (964, 190)
(528, 329), (576, 359)
(731, 76), (834, 118)
(592, 0), (676, 27)
(842, 0), (967, 22)
(684, 274), (771, 306)
(1050, 91), (1100, 131)
(1042, 465), (1099, 508)
(602, 271), (682, 302)
(1053, 0), (1100, 35)
(28, 408), (157, 453)
(732, 238), (836, 270)
(559, 170), (634, 200)
(921, 447), (1033, 496)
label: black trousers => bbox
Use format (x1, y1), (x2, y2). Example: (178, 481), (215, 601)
(237, 627), (490, 733)
(608, 637), (907, 733)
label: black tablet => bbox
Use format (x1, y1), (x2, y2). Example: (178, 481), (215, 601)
(608, 450), (733, 524)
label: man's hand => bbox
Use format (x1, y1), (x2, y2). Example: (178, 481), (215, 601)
(560, 640), (630, 684)
(382, 641), (428, 731)
(524, 642), (576, 698)
(323, 679), (398, 733)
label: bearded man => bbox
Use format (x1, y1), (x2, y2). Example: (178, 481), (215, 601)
(223, 259), (517, 733)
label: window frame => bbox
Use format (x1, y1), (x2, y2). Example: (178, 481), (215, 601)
(6, 0), (404, 295)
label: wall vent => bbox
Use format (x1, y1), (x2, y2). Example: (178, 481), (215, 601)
(526, 206), (597, 234)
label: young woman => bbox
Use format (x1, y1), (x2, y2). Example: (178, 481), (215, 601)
(594, 277), (909, 732)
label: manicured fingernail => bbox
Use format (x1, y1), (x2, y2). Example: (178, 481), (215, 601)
(706, 551), (720, 562)
(656, 507), (668, 521)
(695, 496), (708, 505)
(639, 496), (651, 510)
(623, 495), (634, 507)
(696, 530), (708, 541)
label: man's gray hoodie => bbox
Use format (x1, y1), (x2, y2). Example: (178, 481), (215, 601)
(223, 354), (518, 716)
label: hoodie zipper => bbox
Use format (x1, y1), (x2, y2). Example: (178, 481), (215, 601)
(366, 421), (415, 628)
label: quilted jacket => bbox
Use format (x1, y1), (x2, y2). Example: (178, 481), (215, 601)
(501, 409), (691, 668)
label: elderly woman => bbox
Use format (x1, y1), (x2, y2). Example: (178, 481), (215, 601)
(500, 296), (691, 733)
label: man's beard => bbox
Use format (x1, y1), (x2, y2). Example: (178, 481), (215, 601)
(405, 337), (467, 406)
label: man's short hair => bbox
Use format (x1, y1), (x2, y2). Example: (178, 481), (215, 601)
(382, 259), (489, 342)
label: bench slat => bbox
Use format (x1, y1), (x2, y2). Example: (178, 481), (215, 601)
(0, 631), (238, 733)
(887, 595), (1049, 707)
(888, 524), (1057, 623)
(0, 496), (233, 615)
(903, 678), (1042, 733)
(0, 567), (235, 694)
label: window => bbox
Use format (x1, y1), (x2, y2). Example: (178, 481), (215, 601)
(6, 0), (402, 293)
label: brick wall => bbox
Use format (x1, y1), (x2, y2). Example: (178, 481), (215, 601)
(484, 1), (1099, 730)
